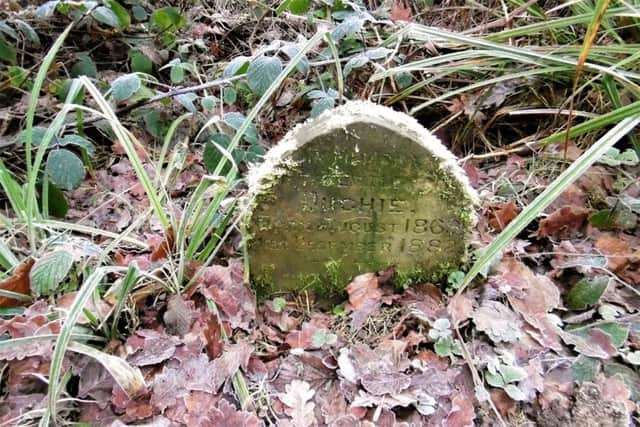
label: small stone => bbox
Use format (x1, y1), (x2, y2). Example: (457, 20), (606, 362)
(244, 101), (477, 295)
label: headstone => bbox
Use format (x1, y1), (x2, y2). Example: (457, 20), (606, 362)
(244, 101), (477, 296)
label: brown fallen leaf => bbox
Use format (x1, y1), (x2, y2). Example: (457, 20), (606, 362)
(391, 0), (412, 22)
(595, 234), (631, 271)
(346, 273), (383, 329)
(489, 200), (520, 231)
(0, 259), (34, 308)
(538, 206), (591, 239)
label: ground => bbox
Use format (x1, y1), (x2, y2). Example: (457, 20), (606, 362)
(0, 1), (639, 426)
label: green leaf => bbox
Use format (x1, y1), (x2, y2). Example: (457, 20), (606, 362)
(0, 36), (17, 64)
(16, 127), (57, 146)
(30, 250), (74, 296)
(572, 356), (601, 382)
(201, 96), (217, 112)
(597, 322), (629, 348)
(150, 7), (186, 33)
(272, 297), (287, 312)
(331, 16), (365, 41)
(281, 44), (310, 75)
(485, 371), (505, 387)
(343, 55), (369, 77)
(111, 73), (141, 102)
(105, 0), (131, 30)
(311, 97), (335, 118)
(566, 276), (610, 310)
(504, 384), (526, 401)
(395, 72), (413, 89)
(58, 134), (96, 157)
(130, 50), (153, 74)
(223, 86), (237, 105)
(247, 55), (282, 96)
(71, 53), (97, 78)
(598, 147), (639, 166)
(223, 112), (259, 144)
(14, 20), (40, 47)
(223, 56), (249, 78)
(499, 364), (527, 383)
(589, 207), (637, 231)
(277, 0), (311, 15)
(46, 149), (86, 190)
(93, 6), (120, 29)
(7, 66), (32, 90)
(175, 93), (198, 112)
(132, 5), (147, 21)
(40, 180), (69, 218)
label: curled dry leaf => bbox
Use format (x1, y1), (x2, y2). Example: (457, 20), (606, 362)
(537, 206), (591, 239)
(0, 259), (34, 308)
(346, 273), (383, 329)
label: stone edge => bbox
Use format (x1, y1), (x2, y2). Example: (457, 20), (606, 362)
(245, 100), (479, 211)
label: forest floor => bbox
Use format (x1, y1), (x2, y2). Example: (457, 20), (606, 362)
(0, 1), (639, 426)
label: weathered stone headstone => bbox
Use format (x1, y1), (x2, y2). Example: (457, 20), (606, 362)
(244, 101), (477, 295)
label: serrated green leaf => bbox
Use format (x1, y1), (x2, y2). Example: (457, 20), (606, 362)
(111, 73), (141, 102)
(598, 147), (640, 166)
(566, 276), (610, 310)
(46, 149), (86, 190)
(247, 55), (282, 96)
(71, 53), (97, 78)
(30, 250), (74, 296)
(281, 44), (309, 75)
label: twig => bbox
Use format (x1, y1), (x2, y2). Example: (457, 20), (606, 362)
(463, 0), (539, 34)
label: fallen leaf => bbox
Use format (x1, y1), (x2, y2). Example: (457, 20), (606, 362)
(537, 206), (590, 239)
(346, 273), (383, 329)
(489, 200), (520, 231)
(472, 301), (522, 343)
(279, 380), (316, 427)
(390, 0), (412, 21)
(595, 234), (631, 271)
(0, 259), (34, 308)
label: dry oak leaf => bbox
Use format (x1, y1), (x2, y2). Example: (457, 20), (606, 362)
(279, 379), (316, 427)
(391, 0), (412, 21)
(0, 259), (34, 308)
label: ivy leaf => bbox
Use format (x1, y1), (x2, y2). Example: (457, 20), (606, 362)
(30, 250), (74, 296)
(247, 55), (282, 96)
(46, 149), (86, 190)
(111, 73), (141, 102)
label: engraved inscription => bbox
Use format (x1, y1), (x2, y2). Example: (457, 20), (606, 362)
(246, 103), (475, 293)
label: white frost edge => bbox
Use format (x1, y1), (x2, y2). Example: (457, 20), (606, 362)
(246, 100), (479, 205)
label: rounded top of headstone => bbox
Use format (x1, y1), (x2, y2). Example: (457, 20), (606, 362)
(244, 100), (478, 296)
